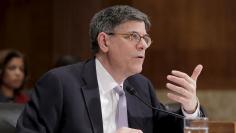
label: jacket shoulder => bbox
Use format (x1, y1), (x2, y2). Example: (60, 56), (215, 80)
(127, 74), (150, 86)
(40, 60), (88, 81)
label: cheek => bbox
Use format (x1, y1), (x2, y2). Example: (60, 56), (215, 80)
(110, 45), (128, 59)
(2, 75), (14, 87)
(3, 72), (13, 81)
(2, 71), (24, 87)
(118, 46), (133, 59)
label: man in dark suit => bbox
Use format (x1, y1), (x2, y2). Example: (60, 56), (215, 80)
(16, 5), (205, 133)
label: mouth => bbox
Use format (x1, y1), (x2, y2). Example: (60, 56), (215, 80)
(137, 55), (144, 59)
(134, 55), (145, 60)
(13, 79), (23, 83)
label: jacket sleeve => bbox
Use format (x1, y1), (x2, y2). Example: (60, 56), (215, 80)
(16, 71), (63, 133)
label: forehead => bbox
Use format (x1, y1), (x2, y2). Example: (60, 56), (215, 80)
(7, 57), (24, 66)
(113, 21), (147, 34)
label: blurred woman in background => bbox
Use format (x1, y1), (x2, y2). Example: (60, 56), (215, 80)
(0, 49), (29, 103)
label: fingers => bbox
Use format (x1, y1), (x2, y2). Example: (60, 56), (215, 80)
(167, 64), (203, 91)
(166, 65), (202, 112)
(116, 127), (143, 133)
(129, 129), (143, 133)
(167, 75), (195, 92)
(166, 83), (192, 98)
(170, 70), (195, 85)
(166, 83), (195, 107)
(191, 64), (203, 81)
(170, 64), (203, 83)
(167, 92), (188, 106)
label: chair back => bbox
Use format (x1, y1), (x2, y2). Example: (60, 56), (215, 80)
(0, 103), (24, 133)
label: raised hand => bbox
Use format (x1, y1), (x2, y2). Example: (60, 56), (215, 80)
(166, 64), (203, 113)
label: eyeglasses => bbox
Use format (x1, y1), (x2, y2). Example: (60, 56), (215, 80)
(106, 31), (152, 48)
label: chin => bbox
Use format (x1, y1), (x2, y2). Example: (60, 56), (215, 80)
(130, 65), (143, 75)
(11, 84), (22, 89)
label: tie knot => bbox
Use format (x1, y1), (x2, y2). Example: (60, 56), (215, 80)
(114, 86), (125, 96)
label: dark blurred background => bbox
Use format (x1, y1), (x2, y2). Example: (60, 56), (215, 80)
(1, 0), (236, 89)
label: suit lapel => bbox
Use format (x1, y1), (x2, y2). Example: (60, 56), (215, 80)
(80, 59), (103, 133)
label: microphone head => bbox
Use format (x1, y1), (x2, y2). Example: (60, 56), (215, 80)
(125, 86), (136, 95)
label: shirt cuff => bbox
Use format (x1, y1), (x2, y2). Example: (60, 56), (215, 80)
(181, 97), (200, 118)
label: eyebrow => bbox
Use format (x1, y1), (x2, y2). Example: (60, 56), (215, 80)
(123, 31), (149, 36)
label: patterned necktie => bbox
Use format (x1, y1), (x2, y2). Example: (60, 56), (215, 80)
(114, 86), (128, 129)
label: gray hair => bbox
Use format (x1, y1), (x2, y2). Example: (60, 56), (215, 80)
(89, 5), (151, 53)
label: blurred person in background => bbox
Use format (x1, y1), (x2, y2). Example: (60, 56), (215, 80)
(0, 49), (29, 104)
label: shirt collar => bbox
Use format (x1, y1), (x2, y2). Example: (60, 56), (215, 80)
(95, 58), (123, 94)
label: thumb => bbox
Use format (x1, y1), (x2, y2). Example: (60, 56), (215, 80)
(191, 64), (203, 81)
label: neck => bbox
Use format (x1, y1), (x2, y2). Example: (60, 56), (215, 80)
(96, 54), (127, 84)
(0, 85), (14, 98)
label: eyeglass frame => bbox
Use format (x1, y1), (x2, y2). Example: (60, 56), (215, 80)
(106, 31), (152, 48)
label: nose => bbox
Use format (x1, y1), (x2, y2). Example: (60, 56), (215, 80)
(15, 68), (23, 77)
(136, 38), (148, 51)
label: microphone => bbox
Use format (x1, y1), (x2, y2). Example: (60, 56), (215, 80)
(125, 86), (184, 119)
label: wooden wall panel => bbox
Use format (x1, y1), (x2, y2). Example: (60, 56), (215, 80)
(0, 0), (101, 87)
(1, 0), (236, 89)
(132, 0), (236, 89)
(0, 0), (53, 87)
(52, 0), (102, 61)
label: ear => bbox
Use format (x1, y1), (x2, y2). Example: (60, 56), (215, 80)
(97, 32), (109, 53)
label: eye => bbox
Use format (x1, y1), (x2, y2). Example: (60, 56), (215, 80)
(123, 34), (131, 40)
(143, 35), (151, 44)
(131, 33), (140, 41)
(7, 65), (17, 71)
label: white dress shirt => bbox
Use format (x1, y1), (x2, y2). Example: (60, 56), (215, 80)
(96, 59), (121, 133)
(95, 58), (200, 133)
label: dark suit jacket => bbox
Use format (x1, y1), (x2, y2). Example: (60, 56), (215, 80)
(16, 59), (203, 133)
